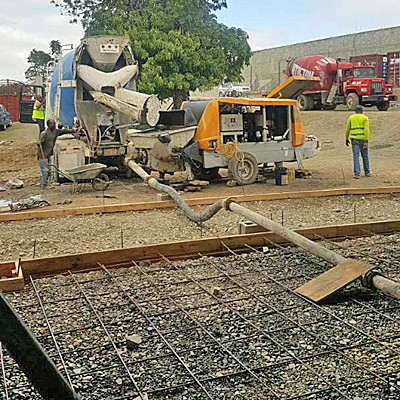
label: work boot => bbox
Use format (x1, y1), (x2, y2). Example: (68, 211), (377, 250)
(365, 173), (372, 177)
(353, 176), (360, 179)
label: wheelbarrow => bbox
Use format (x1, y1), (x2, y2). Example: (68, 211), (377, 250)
(55, 163), (111, 193)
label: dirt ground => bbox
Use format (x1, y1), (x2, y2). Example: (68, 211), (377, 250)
(1, 107), (400, 208)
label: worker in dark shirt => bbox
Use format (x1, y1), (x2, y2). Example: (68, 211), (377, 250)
(37, 119), (76, 189)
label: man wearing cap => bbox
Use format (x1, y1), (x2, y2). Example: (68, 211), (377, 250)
(345, 105), (371, 179)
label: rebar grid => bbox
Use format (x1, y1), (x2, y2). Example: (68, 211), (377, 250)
(1, 234), (400, 399)
(212, 243), (400, 396)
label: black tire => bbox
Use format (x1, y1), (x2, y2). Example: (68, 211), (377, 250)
(297, 94), (311, 111)
(346, 93), (359, 111)
(377, 102), (390, 111)
(232, 90), (237, 97)
(193, 167), (220, 181)
(92, 172), (110, 191)
(228, 152), (259, 185)
(218, 91), (224, 97)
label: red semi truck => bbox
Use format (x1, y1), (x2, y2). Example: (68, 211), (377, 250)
(286, 55), (397, 111)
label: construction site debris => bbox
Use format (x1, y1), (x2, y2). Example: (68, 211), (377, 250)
(209, 286), (222, 297)
(5, 178), (23, 189)
(9, 195), (50, 212)
(56, 199), (73, 205)
(126, 334), (143, 349)
(295, 259), (374, 302)
(157, 193), (171, 201)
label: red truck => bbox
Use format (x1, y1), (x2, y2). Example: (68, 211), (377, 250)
(286, 55), (397, 111)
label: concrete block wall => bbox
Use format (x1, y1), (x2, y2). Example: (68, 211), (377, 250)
(244, 26), (400, 93)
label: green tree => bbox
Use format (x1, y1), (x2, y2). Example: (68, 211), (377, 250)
(52, 0), (251, 107)
(50, 40), (62, 57)
(50, 0), (145, 28)
(25, 49), (52, 83)
(51, 0), (227, 27)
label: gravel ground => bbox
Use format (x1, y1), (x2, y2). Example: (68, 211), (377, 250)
(2, 233), (400, 399)
(1, 194), (400, 262)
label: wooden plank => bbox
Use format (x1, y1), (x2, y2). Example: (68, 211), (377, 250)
(0, 262), (15, 278)
(8, 219), (400, 282)
(0, 276), (24, 292)
(0, 186), (399, 223)
(295, 260), (374, 302)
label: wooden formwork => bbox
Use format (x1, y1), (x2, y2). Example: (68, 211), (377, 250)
(0, 186), (399, 223)
(1, 219), (400, 293)
(0, 260), (24, 292)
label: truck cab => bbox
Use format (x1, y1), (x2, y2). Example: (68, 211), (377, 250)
(338, 63), (396, 111)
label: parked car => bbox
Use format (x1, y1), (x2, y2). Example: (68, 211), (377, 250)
(218, 82), (251, 97)
(0, 104), (12, 130)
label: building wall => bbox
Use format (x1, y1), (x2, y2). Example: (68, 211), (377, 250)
(244, 26), (400, 92)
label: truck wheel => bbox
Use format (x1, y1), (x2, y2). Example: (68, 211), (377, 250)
(346, 93), (359, 111)
(228, 152), (259, 185)
(297, 95), (311, 111)
(232, 90), (237, 97)
(218, 91), (224, 97)
(377, 102), (390, 111)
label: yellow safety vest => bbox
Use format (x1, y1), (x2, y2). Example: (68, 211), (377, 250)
(345, 113), (369, 141)
(32, 100), (45, 120)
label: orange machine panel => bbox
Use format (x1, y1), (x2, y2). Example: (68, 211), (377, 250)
(195, 97), (304, 150)
(195, 100), (221, 150)
(292, 104), (306, 146)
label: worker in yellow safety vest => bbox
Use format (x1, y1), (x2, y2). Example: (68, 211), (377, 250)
(32, 95), (45, 136)
(345, 105), (371, 179)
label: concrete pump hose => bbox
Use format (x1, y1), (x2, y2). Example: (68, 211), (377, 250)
(127, 160), (225, 223)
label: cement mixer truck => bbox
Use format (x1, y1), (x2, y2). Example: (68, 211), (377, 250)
(45, 35), (160, 177)
(286, 55), (397, 111)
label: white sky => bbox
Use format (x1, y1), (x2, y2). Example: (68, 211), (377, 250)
(0, 0), (84, 81)
(1, 0), (400, 81)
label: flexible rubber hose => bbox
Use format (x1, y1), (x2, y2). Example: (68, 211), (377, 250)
(127, 160), (226, 223)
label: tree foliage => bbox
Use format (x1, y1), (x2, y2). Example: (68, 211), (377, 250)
(25, 49), (52, 83)
(50, 40), (62, 57)
(52, 0), (251, 106)
(50, 0), (144, 28)
(25, 40), (63, 83)
(51, 0), (228, 27)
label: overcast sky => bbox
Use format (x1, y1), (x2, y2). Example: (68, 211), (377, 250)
(1, 0), (400, 81)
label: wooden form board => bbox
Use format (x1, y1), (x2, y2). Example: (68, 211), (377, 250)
(295, 260), (374, 302)
(0, 261), (24, 292)
(0, 186), (399, 223)
(1, 219), (399, 287)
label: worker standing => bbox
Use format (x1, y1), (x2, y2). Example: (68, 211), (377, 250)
(37, 119), (76, 189)
(32, 95), (45, 136)
(345, 105), (371, 179)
